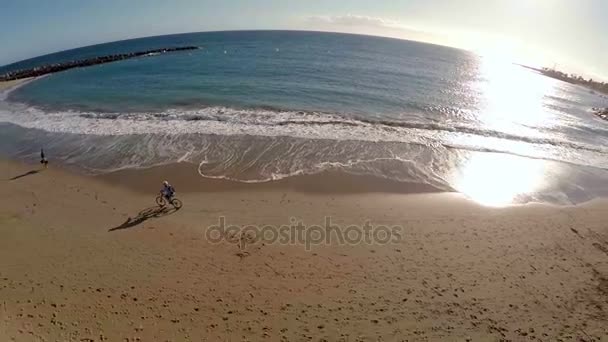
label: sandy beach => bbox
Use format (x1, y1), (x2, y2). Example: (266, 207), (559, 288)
(0, 158), (607, 341)
(0, 79), (31, 92)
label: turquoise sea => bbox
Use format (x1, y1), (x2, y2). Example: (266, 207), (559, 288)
(2, 31), (608, 205)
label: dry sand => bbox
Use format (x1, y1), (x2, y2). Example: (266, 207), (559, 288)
(1, 159), (607, 341)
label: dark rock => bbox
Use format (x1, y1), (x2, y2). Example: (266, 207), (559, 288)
(593, 107), (608, 121)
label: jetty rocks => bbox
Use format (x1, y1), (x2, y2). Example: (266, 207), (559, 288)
(0, 46), (199, 81)
(593, 107), (608, 121)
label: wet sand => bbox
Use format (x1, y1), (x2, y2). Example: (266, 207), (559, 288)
(98, 162), (447, 194)
(1, 159), (607, 341)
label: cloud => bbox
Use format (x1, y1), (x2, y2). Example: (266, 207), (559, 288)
(307, 14), (403, 29)
(304, 14), (443, 46)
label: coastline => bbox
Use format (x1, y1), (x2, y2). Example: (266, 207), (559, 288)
(1, 157), (607, 341)
(2, 66), (608, 208)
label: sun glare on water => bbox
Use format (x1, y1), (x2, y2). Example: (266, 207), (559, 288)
(454, 153), (546, 207)
(452, 53), (556, 206)
(476, 52), (557, 131)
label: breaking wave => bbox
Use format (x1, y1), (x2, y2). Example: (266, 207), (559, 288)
(3, 78), (608, 205)
(2, 98), (608, 159)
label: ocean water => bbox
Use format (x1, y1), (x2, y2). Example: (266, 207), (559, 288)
(2, 31), (608, 205)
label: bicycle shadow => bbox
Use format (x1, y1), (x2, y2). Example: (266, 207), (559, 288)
(108, 205), (179, 232)
(9, 169), (42, 181)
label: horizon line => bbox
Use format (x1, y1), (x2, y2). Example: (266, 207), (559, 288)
(0, 28), (604, 82)
(0, 28), (467, 69)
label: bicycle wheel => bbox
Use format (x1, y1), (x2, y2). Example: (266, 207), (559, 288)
(156, 195), (166, 207)
(171, 198), (183, 209)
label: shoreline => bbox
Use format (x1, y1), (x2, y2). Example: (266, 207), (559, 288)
(31, 158), (608, 206)
(97, 161), (449, 195)
(9, 154), (608, 207)
(2, 74), (608, 209)
(1, 157), (608, 340)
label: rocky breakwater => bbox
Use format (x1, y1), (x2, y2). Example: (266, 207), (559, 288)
(593, 107), (608, 121)
(0, 46), (199, 81)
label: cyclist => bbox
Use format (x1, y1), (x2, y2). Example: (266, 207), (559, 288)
(161, 180), (175, 201)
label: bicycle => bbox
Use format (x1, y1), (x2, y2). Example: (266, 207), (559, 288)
(156, 192), (183, 209)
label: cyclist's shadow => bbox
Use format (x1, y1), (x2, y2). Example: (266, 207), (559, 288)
(108, 206), (178, 232)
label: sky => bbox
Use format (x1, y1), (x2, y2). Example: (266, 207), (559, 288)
(1, 0), (606, 80)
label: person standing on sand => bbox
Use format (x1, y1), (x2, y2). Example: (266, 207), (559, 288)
(40, 148), (48, 168)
